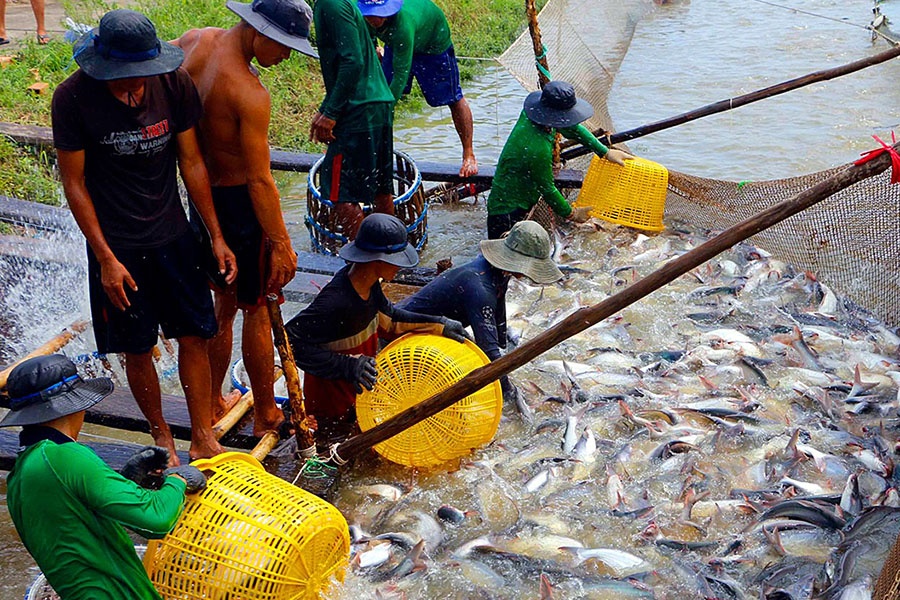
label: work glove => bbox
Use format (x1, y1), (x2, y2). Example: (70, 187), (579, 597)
(350, 355), (377, 394)
(440, 318), (471, 343)
(604, 148), (632, 166)
(164, 465), (208, 494)
(120, 445), (170, 490)
(569, 206), (593, 223)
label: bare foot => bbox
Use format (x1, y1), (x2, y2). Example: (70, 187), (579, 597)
(189, 437), (226, 461)
(213, 389), (243, 424)
(253, 402), (286, 437)
(459, 155), (478, 177)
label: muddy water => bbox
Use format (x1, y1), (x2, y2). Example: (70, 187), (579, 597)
(5, 0), (900, 597)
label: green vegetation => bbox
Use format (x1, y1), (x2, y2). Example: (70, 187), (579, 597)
(0, 0), (544, 205)
(0, 137), (59, 206)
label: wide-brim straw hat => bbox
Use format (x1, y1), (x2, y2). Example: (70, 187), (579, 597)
(339, 213), (419, 268)
(73, 9), (184, 81)
(480, 221), (563, 285)
(357, 0), (403, 18)
(523, 80), (594, 129)
(0, 355), (113, 428)
(227, 0), (318, 58)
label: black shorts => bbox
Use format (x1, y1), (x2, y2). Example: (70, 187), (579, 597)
(318, 105), (394, 205)
(486, 208), (530, 240)
(192, 185), (268, 309)
(88, 232), (217, 354)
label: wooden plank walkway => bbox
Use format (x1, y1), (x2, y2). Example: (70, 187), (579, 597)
(0, 429), (189, 472)
(0, 388), (260, 449)
(1, 122), (586, 188)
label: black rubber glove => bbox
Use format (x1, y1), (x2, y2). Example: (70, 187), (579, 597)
(440, 318), (471, 343)
(120, 445), (170, 490)
(350, 355), (377, 394)
(164, 465), (208, 494)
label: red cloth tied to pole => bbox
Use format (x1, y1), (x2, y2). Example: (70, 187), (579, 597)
(854, 132), (900, 184)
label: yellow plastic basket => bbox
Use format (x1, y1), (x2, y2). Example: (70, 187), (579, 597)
(575, 155), (668, 232)
(144, 452), (349, 600)
(356, 334), (503, 468)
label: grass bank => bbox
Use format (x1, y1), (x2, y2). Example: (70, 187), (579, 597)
(0, 0), (544, 205)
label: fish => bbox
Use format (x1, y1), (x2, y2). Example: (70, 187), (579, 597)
(759, 499), (847, 530)
(572, 427), (597, 462)
(524, 467), (558, 493)
(562, 404), (589, 453)
(371, 540), (426, 582)
(558, 546), (649, 575)
(361, 484), (405, 502)
(354, 542), (393, 569)
(437, 504), (476, 525)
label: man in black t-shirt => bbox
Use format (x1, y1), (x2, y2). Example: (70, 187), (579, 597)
(52, 9), (237, 462)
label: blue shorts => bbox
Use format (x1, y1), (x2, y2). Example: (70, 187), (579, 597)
(88, 231), (217, 354)
(383, 44), (464, 107)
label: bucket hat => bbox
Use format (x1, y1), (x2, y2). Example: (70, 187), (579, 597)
(227, 0), (318, 58)
(0, 355), (113, 428)
(523, 80), (594, 129)
(357, 0), (403, 18)
(73, 9), (184, 81)
(480, 221), (563, 285)
(339, 213), (418, 268)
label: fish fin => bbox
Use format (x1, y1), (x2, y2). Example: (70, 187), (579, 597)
(539, 573), (555, 600)
(558, 547), (585, 567)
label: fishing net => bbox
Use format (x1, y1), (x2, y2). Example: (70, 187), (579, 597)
(498, 0), (900, 326)
(875, 532), (900, 600)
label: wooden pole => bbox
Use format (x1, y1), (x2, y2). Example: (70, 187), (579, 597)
(250, 431), (281, 462)
(212, 390), (254, 440)
(525, 0), (551, 89)
(560, 44), (900, 161)
(331, 144), (900, 462)
(0, 319), (89, 390)
(266, 295), (317, 457)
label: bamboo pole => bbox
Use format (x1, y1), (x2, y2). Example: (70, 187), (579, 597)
(331, 143), (900, 463)
(560, 43), (900, 161)
(525, 0), (550, 89)
(250, 431), (281, 461)
(212, 390), (254, 440)
(266, 295), (317, 458)
(0, 319), (89, 390)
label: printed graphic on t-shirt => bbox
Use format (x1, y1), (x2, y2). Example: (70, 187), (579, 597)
(100, 119), (171, 156)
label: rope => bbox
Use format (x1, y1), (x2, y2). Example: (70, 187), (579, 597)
(746, 0), (872, 31)
(535, 43), (553, 80)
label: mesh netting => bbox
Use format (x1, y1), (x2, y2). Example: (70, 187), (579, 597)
(498, 0), (900, 326)
(874, 532), (900, 599)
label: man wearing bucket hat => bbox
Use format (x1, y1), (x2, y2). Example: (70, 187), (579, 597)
(310, 0), (396, 239)
(173, 0), (317, 438)
(487, 80), (632, 239)
(358, 0), (478, 178)
(285, 214), (468, 427)
(53, 9), (237, 463)
(399, 220), (563, 404)
(3, 354), (206, 600)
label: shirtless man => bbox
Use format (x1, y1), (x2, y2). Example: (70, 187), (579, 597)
(173, 0), (317, 436)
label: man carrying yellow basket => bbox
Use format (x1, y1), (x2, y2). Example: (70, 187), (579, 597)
(486, 80), (632, 239)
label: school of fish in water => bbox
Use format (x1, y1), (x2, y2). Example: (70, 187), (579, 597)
(324, 216), (900, 600)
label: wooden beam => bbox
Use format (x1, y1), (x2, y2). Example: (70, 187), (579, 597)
(0, 429), (190, 472)
(0, 122), (585, 187)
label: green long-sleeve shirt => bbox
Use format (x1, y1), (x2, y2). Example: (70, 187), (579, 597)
(368, 0), (452, 101)
(487, 111), (609, 217)
(7, 430), (187, 600)
(314, 0), (394, 131)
